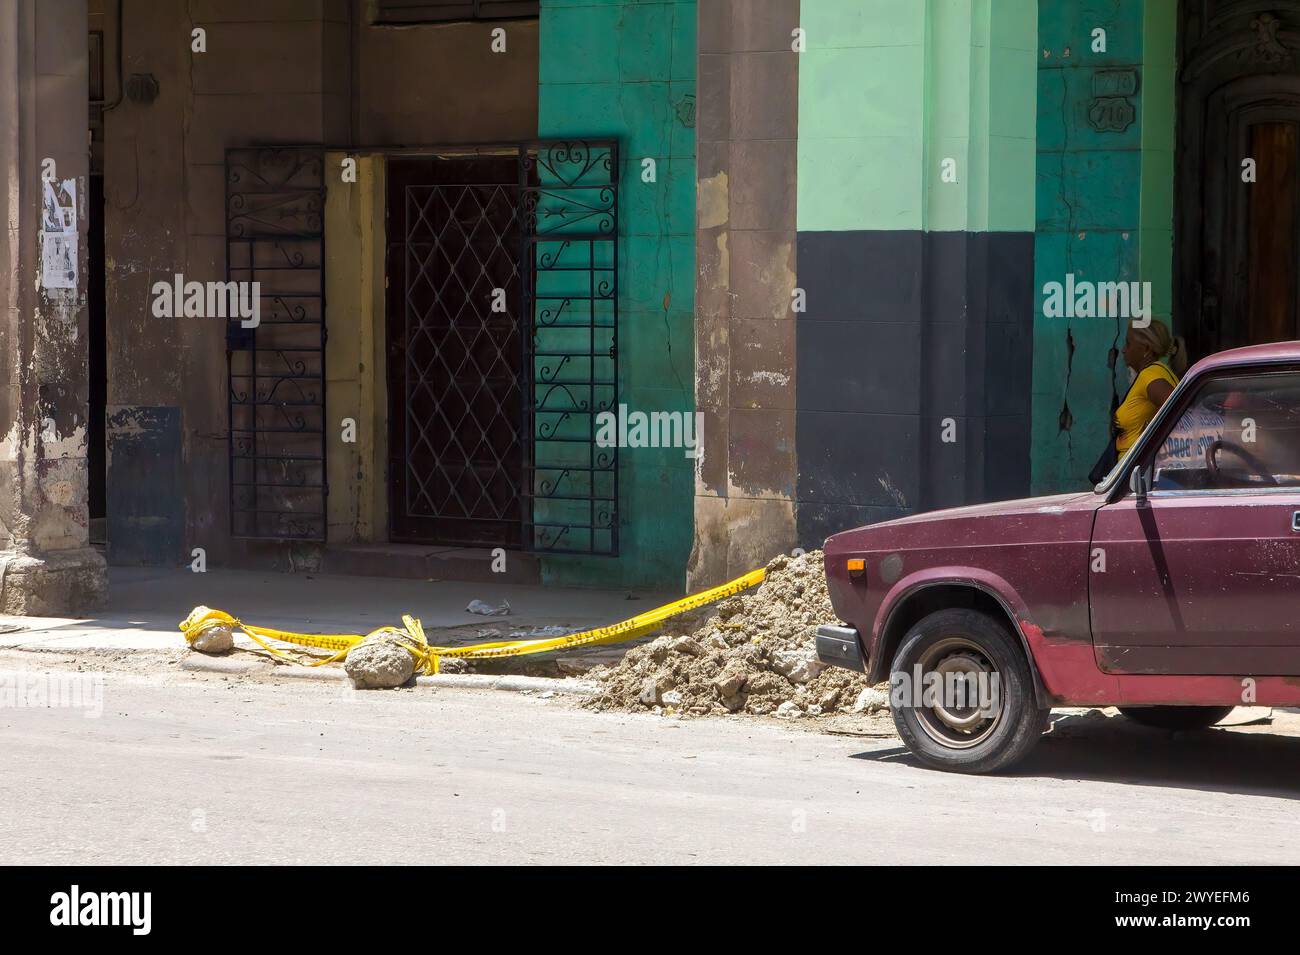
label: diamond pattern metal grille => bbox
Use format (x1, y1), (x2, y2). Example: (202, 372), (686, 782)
(387, 156), (525, 547)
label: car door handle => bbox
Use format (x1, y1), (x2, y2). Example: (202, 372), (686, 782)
(1293, 511), (1300, 533)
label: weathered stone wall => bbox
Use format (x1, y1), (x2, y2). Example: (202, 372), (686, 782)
(688, 0), (800, 590)
(0, 0), (107, 612)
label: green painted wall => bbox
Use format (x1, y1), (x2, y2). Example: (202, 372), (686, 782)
(537, 0), (697, 589)
(1031, 0), (1176, 493)
(1139, 0), (1176, 333)
(796, 0), (927, 232)
(925, 0), (1038, 232)
(797, 0), (1036, 234)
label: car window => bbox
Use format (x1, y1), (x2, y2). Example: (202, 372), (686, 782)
(1152, 371), (1300, 492)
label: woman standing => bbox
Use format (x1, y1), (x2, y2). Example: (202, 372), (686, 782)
(1088, 319), (1186, 483)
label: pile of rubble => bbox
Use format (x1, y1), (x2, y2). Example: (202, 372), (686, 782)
(586, 551), (889, 719)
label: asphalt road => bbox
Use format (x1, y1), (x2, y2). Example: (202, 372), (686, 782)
(2, 663), (1298, 865)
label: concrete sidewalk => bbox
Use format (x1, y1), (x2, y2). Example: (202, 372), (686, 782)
(0, 565), (676, 655)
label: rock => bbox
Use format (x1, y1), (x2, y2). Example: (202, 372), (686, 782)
(662, 690), (683, 707)
(712, 669), (746, 699)
(670, 636), (704, 656)
(853, 686), (889, 714)
(745, 671), (786, 696)
(191, 623), (235, 655)
(584, 548), (878, 719)
(638, 671), (674, 706)
(806, 703), (823, 716)
(771, 646), (825, 684)
(719, 693), (746, 713)
(776, 701), (803, 719)
(716, 597), (744, 621)
(345, 637), (415, 689)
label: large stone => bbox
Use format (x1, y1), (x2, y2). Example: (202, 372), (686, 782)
(637, 671), (674, 706)
(670, 635), (704, 656)
(775, 700), (803, 719)
(345, 637), (415, 689)
(191, 623), (235, 654)
(711, 669), (746, 699)
(854, 686), (889, 714)
(770, 645), (824, 684)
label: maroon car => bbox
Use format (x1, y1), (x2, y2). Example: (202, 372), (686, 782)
(817, 341), (1300, 773)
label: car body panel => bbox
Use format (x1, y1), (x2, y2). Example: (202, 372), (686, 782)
(1092, 492), (1300, 674)
(825, 491), (1099, 701)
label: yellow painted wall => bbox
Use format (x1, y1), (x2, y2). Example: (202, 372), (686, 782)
(325, 153), (388, 542)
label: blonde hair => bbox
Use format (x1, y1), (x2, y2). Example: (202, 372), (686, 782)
(1129, 319), (1188, 376)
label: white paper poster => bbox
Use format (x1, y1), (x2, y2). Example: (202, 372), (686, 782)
(40, 177), (78, 290)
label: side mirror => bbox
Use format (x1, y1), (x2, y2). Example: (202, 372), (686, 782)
(1129, 462), (1153, 500)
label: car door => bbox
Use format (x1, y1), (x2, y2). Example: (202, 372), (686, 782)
(1089, 367), (1300, 675)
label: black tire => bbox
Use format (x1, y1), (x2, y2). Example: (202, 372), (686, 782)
(890, 608), (1049, 774)
(1117, 705), (1235, 731)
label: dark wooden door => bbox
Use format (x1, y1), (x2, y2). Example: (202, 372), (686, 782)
(385, 156), (524, 548)
(1176, 1), (1300, 361)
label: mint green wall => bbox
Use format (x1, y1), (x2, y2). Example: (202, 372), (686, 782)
(926, 0), (1038, 232)
(797, 0), (1036, 233)
(1031, 0), (1175, 493)
(796, 1), (927, 231)
(537, 0), (696, 589)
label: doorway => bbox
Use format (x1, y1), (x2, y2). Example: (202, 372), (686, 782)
(385, 155), (526, 548)
(1175, 1), (1300, 360)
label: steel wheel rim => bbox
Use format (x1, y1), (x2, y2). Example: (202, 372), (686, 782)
(912, 636), (1003, 750)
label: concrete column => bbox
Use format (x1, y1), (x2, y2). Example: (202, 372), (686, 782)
(0, 0), (107, 613)
(688, 0), (801, 590)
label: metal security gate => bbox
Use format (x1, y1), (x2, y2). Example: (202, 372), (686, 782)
(386, 154), (526, 548)
(521, 140), (619, 555)
(226, 147), (327, 541)
(385, 140), (619, 555)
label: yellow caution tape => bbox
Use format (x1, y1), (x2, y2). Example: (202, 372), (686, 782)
(179, 567), (766, 675)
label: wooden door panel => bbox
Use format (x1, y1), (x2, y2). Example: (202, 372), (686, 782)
(1247, 121), (1299, 344)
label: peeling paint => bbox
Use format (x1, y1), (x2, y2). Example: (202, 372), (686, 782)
(697, 171), (729, 229)
(41, 422), (86, 459)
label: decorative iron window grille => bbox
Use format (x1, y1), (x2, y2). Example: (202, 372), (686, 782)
(226, 147), (327, 542)
(374, 0), (538, 25)
(520, 140), (619, 555)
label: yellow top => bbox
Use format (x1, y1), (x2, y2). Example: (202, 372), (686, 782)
(1115, 362), (1179, 452)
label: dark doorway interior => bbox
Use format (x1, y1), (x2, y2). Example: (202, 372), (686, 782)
(385, 155), (526, 548)
(1176, 0), (1300, 361)
(88, 174), (106, 540)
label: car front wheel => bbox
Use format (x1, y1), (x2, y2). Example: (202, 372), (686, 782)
(890, 609), (1049, 774)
